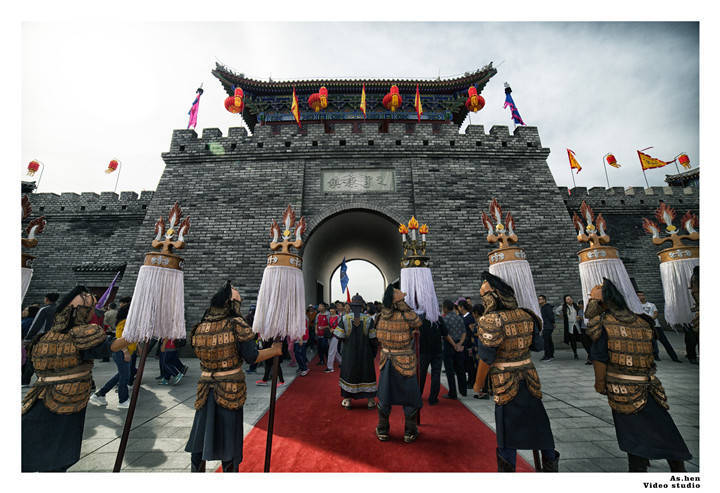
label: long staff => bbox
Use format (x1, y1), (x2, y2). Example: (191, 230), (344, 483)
(113, 340), (150, 472)
(263, 339), (281, 472)
(414, 330), (421, 426)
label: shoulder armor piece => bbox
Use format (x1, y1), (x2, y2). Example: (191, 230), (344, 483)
(70, 324), (107, 350)
(231, 317), (255, 343)
(476, 313), (505, 347)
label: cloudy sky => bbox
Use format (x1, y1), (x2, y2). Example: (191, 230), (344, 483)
(21, 21), (698, 194)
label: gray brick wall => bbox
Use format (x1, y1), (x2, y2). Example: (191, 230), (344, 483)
(22, 121), (699, 344)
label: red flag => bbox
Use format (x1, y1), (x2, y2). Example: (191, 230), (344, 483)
(346, 288), (351, 303)
(291, 87), (301, 128)
(414, 84), (423, 122)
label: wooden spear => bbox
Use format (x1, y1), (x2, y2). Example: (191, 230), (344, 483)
(113, 340), (150, 472)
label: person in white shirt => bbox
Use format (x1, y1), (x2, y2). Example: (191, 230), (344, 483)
(637, 291), (680, 363)
(555, 295), (591, 362)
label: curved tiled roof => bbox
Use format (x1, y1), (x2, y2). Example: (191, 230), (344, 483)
(212, 62), (497, 96)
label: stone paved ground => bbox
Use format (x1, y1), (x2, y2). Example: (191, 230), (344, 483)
(22, 331), (698, 473)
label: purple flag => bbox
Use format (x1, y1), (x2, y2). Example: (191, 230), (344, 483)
(96, 271), (121, 309)
(187, 87), (204, 129)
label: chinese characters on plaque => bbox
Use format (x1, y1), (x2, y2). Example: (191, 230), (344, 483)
(322, 169), (395, 193)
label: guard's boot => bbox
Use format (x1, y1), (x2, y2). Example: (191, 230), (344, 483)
(628, 454), (650, 472)
(542, 450), (560, 472)
(668, 460), (686, 472)
(403, 410), (419, 443)
(496, 448), (515, 472)
(375, 407), (390, 441)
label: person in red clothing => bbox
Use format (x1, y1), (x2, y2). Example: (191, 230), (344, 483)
(315, 303), (330, 366)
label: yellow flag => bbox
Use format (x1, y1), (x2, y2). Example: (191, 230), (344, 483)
(291, 87), (301, 128)
(637, 150), (668, 171)
(360, 84), (367, 118)
(567, 149), (582, 173)
(414, 84), (423, 122)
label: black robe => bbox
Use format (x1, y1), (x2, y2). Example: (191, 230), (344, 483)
(337, 314), (377, 400)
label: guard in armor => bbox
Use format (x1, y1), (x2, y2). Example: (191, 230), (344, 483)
(21, 285), (112, 472)
(586, 278), (691, 472)
(686, 266), (699, 363)
(183, 281), (282, 472)
(474, 272), (559, 472)
(336, 294), (378, 409)
(375, 285), (423, 443)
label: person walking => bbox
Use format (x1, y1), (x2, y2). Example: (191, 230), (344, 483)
(294, 318), (310, 376)
(256, 338), (286, 386)
(637, 291), (681, 363)
(90, 303), (134, 408)
(470, 304), (490, 399)
(314, 303), (330, 366)
(325, 306), (342, 373)
(586, 279), (691, 472)
(418, 310), (446, 405)
(458, 300), (477, 389)
(441, 300), (467, 399)
(556, 295), (590, 361)
(538, 295), (555, 361)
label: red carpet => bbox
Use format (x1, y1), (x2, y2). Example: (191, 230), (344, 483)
(221, 354), (533, 472)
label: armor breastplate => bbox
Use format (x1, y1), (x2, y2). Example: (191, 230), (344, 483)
(376, 302), (421, 377)
(477, 308), (542, 406)
(23, 318), (106, 415)
(586, 303), (669, 414)
(191, 308), (255, 411)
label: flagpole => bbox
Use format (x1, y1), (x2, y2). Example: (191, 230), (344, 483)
(602, 155), (610, 189)
(642, 169), (650, 189)
(569, 167), (577, 190)
(114, 162), (122, 194)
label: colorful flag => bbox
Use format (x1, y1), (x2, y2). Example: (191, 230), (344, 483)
(340, 257), (349, 294)
(360, 84), (367, 119)
(637, 150), (669, 171)
(96, 271), (121, 309)
(414, 84), (423, 122)
(503, 84), (525, 126)
(291, 87), (301, 128)
(187, 87), (203, 129)
(567, 148), (582, 173)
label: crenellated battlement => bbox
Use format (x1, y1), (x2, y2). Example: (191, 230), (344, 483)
(26, 190), (155, 216)
(166, 122), (545, 156)
(561, 185), (698, 214)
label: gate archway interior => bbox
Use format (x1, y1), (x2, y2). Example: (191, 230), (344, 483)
(302, 209), (401, 305)
(329, 259), (385, 303)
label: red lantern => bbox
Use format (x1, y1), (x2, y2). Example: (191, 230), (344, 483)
(382, 85), (402, 112)
(106, 159), (120, 174)
(465, 86), (485, 112)
(308, 86), (329, 112)
(27, 160), (40, 176)
(225, 87), (244, 114)
(677, 153), (691, 169)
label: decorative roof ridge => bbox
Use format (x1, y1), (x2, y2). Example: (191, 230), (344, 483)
(213, 62), (496, 87)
